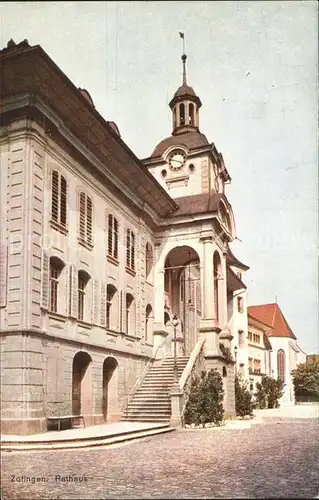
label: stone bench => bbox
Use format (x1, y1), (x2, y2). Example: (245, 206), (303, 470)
(47, 415), (85, 431)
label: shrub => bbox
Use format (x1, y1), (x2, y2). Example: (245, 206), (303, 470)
(184, 369), (225, 426)
(255, 375), (285, 409)
(235, 375), (253, 417)
(292, 362), (319, 402)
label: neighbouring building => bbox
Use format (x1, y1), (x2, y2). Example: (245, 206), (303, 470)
(248, 303), (306, 405)
(0, 39), (249, 434)
(306, 354), (319, 365)
(247, 313), (272, 393)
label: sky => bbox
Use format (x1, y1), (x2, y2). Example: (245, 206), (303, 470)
(1, 1), (318, 353)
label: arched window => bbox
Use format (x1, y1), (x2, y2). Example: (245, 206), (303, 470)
(126, 229), (135, 271)
(107, 214), (118, 260)
(49, 256), (65, 313)
(173, 108), (177, 129)
(145, 243), (153, 281)
(125, 293), (134, 334)
(78, 270), (90, 321)
(51, 170), (67, 228)
(164, 312), (170, 325)
(106, 284), (117, 330)
(179, 103), (185, 126)
(277, 349), (285, 382)
(189, 103), (194, 125)
(79, 192), (93, 245)
(145, 304), (152, 342)
(213, 252), (221, 322)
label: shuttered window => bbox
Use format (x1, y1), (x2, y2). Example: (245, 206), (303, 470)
(78, 192), (93, 245)
(107, 214), (118, 259)
(78, 271), (90, 321)
(51, 171), (67, 227)
(49, 257), (64, 313)
(126, 229), (135, 270)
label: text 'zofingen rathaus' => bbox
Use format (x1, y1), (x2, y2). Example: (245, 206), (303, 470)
(0, 39), (305, 434)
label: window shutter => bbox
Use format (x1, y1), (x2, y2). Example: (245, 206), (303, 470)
(87, 196), (93, 244)
(92, 279), (99, 324)
(79, 192), (86, 240)
(40, 249), (50, 309)
(100, 282), (106, 327)
(51, 171), (59, 223)
(69, 264), (78, 318)
(0, 244), (8, 308)
(60, 175), (67, 227)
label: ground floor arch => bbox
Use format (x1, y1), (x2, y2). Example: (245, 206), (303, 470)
(164, 245), (201, 355)
(102, 356), (119, 422)
(72, 351), (92, 416)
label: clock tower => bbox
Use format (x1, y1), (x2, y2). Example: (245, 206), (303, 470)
(142, 45), (231, 199)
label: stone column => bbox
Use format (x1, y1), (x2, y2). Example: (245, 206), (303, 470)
(199, 237), (219, 356)
(219, 252), (228, 329)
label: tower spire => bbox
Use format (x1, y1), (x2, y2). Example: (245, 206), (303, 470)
(179, 32), (187, 85)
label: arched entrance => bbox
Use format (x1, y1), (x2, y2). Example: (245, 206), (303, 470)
(72, 352), (92, 416)
(164, 245), (201, 355)
(102, 357), (119, 422)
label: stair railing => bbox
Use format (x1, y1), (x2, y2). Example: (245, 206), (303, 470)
(123, 332), (172, 416)
(178, 336), (205, 424)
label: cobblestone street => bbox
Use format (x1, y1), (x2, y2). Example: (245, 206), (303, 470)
(2, 419), (318, 499)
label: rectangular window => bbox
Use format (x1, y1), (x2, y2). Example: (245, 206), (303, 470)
(51, 171), (67, 228)
(79, 192), (93, 245)
(248, 331), (252, 342)
(108, 214), (118, 259)
(237, 296), (244, 313)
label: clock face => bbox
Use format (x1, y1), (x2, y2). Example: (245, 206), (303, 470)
(169, 150), (186, 171)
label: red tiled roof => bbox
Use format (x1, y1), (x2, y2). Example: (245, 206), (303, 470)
(169, 192), (223, 217)
(247, 303), (296, 340)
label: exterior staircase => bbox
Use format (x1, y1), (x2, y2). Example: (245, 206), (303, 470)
(122, 356), (189, 423)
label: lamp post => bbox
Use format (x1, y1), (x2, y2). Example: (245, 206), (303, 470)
(172, 313), (179, 384)
(234, 345), (238, 375)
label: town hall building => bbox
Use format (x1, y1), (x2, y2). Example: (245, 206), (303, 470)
(0, 39), (303, 435)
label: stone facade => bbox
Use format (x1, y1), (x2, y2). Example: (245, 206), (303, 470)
(1, 40), (251, 433)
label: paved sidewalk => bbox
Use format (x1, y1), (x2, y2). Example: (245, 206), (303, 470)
(1, 421), (167, 443)
(254, 402), (319, 421)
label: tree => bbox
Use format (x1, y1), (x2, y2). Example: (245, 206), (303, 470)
(292, 362), (319, 401)
(255, 375), (285, 409)
(184, 369), (225, 426)
(235, 375), (253, 417)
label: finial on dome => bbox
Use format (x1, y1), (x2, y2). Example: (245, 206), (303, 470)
(179, 32), (187, 85)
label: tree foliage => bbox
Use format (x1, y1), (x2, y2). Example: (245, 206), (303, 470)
(255, 375), (285, 409)
(184, 369), (225, 426)
(291, 362), (319, 401)
(235, 375), (253, 417)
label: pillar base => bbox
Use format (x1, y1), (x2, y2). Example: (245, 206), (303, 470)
(1, 417), (47, 436)
(170, 384), (184, 427)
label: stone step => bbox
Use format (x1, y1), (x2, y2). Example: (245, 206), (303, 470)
(1, 424), (174, 451)
(122, 415), (170, 422)
(127, 408), (170, 414)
